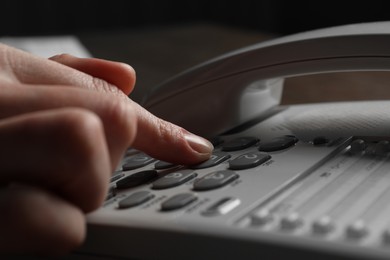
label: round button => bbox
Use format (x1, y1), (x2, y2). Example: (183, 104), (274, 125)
(382, 229), (390, 245)
(312, 216), (334, 235)
(374, 140), (390, 156)
(345, 220), (368, 240)
(250, 209), (273, 227)
(280, 212), (303, 231)
(349, 139), (366, 155)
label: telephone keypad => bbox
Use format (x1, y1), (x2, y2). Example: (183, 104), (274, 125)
(108, 136), (390, 257)
(113, 135), (282, 198)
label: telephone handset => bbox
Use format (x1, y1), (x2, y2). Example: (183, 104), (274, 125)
(75, 22), (390, 260)
(144, 21), (390, 138)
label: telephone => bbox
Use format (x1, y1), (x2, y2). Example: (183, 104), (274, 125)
(73, 22), (390, 260)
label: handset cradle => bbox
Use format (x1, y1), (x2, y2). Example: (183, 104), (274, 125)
(143, 22), (390, 138)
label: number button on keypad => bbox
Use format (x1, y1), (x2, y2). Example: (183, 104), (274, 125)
(152, 170), (197, 189)
(161, 193), (198, 211)
(116, 170), (158, 189)
(222, 137), (259, 151)
(189, 152), (231, 169)
(122, 153), (156, 171)
(258, 136), (298, 152)
(118, 191), (155, 209)
(229, 152), (271, 170)
(193, 170), (239, 191)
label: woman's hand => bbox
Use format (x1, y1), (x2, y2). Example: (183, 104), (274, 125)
(0, 44), (213, 256)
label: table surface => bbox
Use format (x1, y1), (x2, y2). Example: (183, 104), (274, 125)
(78, 23), (390, 105)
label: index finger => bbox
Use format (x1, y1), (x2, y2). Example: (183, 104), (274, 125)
(129, 100), (214, 165)
(48, 52), (214, 164)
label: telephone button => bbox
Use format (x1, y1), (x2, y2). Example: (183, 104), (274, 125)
(110, 172), (125, 183)
(106, 186), (117, 201)
(229, 152), (271, 170)
(152, 170), (197, 189)
(345, 220), (368, 240)
(193, 170), (239, 191)
(311, 136), (330, 146)
(118, 191), (155, 209)
(258, 136), (298, 152)
(202, 197), (240, 216)
(311, 216), (334, 235)
(122, 153), (156, 170)
(189, 152), (231, 169)
(222, 137), (259, 151)
(154, 160), (176, 170)
(279, 212), (303, 231)
(349, 139), (367, 155)
(382, 229), (390, 245)
(116, 170), (158, 189)
(249, 209), (273, 227)
(161, 193), (198, 211)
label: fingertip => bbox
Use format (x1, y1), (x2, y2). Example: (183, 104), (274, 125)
(130, 102), (213, 165)
(183, 131), (214, 161)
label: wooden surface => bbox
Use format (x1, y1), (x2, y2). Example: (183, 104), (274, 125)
(79, 23), (390, 105)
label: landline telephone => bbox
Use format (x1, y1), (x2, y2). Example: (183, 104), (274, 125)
(73, 22), (390, 259)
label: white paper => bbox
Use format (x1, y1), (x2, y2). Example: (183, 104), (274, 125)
(0, 35), (91, 58)
(283, 101), (390, 141)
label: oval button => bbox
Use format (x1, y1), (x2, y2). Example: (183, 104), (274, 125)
(193, 170), (239, 191)
(229, 152), (271, 170)
(152, 170), (197, 189)
(222, 137), (259, 151)
(118, 191), (155, 209)
(116, 170), (158, 189)
(161, 193), (198, 211)
(189, 152), (231, 169)
(258, 136), (298, 152)
(122, 153), (156, 170)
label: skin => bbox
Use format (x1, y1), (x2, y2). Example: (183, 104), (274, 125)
(0, 43), (213, 256)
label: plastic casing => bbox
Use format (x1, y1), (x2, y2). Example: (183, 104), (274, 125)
(144, 21), (390, 138)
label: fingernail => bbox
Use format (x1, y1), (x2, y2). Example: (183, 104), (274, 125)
(184, 133), (214, 156)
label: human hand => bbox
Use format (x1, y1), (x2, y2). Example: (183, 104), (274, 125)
(0, 43), (213, 256)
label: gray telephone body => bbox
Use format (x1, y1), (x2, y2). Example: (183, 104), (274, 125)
(75, 22), (390, 260)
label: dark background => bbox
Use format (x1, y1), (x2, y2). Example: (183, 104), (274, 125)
(3, 0), (390, 104)
(2, 0), (390, 36)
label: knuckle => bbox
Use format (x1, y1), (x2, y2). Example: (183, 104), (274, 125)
(104, 98), (137, 145)
(59, 109), (103, 157)
(90, 76), (121, 95)
(52, 109), (110, 211)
